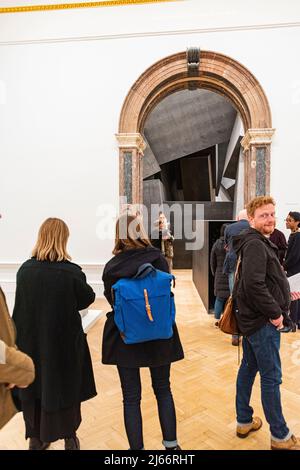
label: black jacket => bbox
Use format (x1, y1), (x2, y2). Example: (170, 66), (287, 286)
(12, 258), (97, 412)
(210, 237), (230, 299)
(102, 246), (184, 367)
(232, 229), (290, 336)
(284, 231), (300, 277)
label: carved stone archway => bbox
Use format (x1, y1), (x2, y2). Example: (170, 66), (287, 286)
(117, 50), (274, 206)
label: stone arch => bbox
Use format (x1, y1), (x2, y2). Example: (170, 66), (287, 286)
(117, 50), (274, 205)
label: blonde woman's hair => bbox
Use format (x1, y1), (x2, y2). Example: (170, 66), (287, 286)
(32, 218), (71, 262)
(113, 213), (152, 255)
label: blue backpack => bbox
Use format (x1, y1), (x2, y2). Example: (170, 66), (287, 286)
(112, 263), (176, 344)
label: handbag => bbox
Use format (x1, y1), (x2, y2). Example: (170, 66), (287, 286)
(218, 256), (241, 335)
(218, 296), (238, 335)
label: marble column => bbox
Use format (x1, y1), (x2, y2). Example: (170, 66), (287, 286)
(116, 133), (146, 209)
(241, 128), (274, 204)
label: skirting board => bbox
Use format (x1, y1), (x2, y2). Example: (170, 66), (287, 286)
(82, 309), (104, 333)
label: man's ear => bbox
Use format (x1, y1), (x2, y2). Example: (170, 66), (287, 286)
(248, 216), (254, 227)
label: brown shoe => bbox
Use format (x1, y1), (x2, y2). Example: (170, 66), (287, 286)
(236, 417), (263, 438)
(28, 437), (50, 450)
(271, 435), (300, 450)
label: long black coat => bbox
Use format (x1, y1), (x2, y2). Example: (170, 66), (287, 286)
(12, 258), (97, 413)
(210, 237), (230, 299)
(102, 246), (184, 368)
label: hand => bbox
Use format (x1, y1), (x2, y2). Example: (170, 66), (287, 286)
(6, 383), (15, 389)
(270, 314), (284, 329)
(6, 383), (28, 389)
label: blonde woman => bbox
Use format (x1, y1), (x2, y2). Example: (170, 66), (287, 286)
(102, 213), (183, 450)
(13, 218), (97, 450)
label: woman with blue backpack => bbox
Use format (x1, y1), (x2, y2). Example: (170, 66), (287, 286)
(101, 213), (184, 450)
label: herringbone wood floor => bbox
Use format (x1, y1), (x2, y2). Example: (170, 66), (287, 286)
(1, 270), (300, 450)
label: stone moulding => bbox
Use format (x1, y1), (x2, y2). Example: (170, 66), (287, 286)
(119, 50), (272, 135)
(241, 128), (275, 151)
(115, 133), (146, 154)
(117, 50), (274, 204)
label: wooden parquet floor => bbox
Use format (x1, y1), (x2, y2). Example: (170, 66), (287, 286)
(1, 269), (300, 450)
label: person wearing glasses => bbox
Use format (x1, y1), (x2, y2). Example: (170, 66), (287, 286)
(284, 212), (300, 328)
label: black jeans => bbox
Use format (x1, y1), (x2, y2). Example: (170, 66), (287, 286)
(117, 364), (177, 450)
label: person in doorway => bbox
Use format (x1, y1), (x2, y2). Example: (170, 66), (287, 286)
(223, 209), (250, 345)
(13, 218), (97, 450)
(102, 213), (183, 450)
(210, 224), (230, 321)
(151, 213), (174, 273)
(284, 211), (300, 328)
(233, 196), (300, 450)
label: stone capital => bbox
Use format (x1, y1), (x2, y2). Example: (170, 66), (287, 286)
(241, 128), (275, 151)
(115, 133), (146, 154)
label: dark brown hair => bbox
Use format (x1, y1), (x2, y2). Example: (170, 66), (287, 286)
(288, 211), (300, 227)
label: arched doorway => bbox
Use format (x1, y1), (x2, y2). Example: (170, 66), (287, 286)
(116, 49), (274, 206)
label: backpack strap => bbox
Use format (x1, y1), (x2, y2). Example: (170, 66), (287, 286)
(111, 287), (115, 305)
(233, 255), (242, 285)
(133, 263), (156, 279)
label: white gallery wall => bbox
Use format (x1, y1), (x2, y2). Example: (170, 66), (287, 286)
(0, 0), (300, 305)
